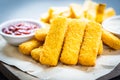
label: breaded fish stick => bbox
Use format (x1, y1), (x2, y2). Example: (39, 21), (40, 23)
(102, 29), (120, 50)
(98, 40), (103, 55)
(19, 39), (43, 55)
(40, 16), (68, 66)
(78, 21), (102, 66)
(35, 27), (49, 41)
(60, 19), (86, 65)
(31, 46), (43, 61)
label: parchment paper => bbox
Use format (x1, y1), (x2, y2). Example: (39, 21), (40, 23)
(0, 36), (120, 80)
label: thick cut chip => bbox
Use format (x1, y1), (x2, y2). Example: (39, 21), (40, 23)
(83, 0), (98, 21)
(103, 8), (116, 20)
(40, 13), (49, 23)
(70, 3), (85, 18)
(48, 7), (71, 23)
(96, 4), (106, 23)
(83, 1), (106, 23)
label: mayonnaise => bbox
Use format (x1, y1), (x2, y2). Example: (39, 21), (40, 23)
(102, 15), (120, 35)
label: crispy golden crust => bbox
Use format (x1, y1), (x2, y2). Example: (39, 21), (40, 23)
(40, 16), (68, 66)
(60, 19), (86, 65)
(19, 39), (43, 55)
(98, 40), (103, 55)
(31, 46), (43, 61)
(78, 21), (102, 66)
(35, 27), (50, 41)
(102, 29), (120, 50)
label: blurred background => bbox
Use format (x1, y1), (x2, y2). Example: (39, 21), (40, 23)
(0, 0), (120, 23)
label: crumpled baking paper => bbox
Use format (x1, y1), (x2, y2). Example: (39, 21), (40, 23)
(0, 36), (120, 80)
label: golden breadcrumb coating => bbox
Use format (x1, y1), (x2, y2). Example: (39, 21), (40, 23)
(60, 19), (86, 65)
(40, 16), (68, 66)
(79, 21), (102, 66)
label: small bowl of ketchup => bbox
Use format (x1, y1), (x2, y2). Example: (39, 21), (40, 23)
(0, 19), (45, 46)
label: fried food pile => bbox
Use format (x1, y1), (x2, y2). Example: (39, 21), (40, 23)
(19, 1), (119, 67)
(19, 18), (120, 66)
(40, 0), (115, 24)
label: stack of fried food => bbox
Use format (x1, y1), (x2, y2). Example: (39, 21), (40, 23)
(19, 1), (120, 67)
(40, 0), (115, 24)
(19, 17), (120, 66)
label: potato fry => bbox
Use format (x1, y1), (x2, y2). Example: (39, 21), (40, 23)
(103, 8), (116, 20)
(83, 0), (98, 21)
(83, 1), (106, 23)
(96, 4), (106, 23)
(48, 7), (71, 23)
(102, 29), (120, 50)
(19, 39), (43, 55)
(70, 3), (85, 18)
(79, 21), (102, 66)
(40, 0), (115, 24)
(40, 13), (49, 23)
(40, 16), (68, 66)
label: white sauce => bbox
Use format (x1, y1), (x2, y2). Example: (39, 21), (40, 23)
(105, 20), (120, 34)
(103, 17), (120, 35)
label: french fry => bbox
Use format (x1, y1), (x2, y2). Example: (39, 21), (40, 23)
(48, 7), (71, 23)
(60, 19), (86, 65)
(40, 16), (68, 66)
(103, 8), (116, 20)
(70, 3), (85, 18)
(102, 29), (120, 50)
(96, 4), (106, 23)
(40, 13), (49, 23)
(79, 21), (102, 66)
(83, 0), (98, 21)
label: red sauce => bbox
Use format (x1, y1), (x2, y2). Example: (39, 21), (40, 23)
(2, 23), (39, 35)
